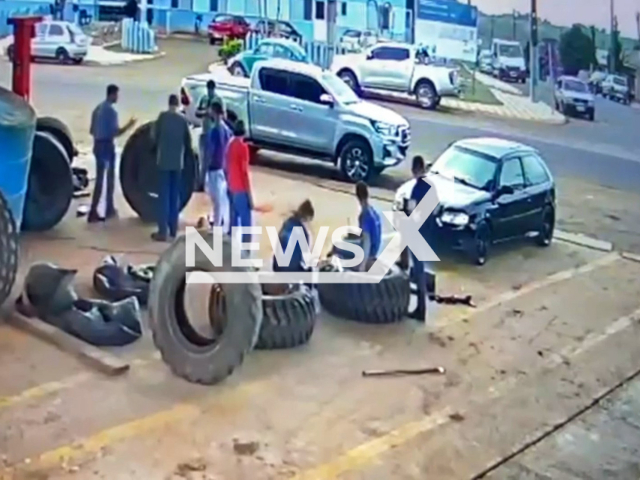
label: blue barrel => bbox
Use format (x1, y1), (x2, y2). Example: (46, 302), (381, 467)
(0, 86), (37, 231)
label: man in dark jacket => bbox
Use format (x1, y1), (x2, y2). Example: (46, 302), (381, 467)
(151, 94), (192, 241)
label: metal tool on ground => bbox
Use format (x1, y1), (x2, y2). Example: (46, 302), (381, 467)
(432, 294), (476, 307)
(362, 366), (446, 377)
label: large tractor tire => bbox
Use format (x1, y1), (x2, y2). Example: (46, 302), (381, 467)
(22, 132), (74, 232)
(35, 116), (77, 163)
(318, 264), (410, 324)
(120, 122), (198, 223)
(148, 233), (263, 385)
(254, 284), (317, 350)
(0, 191), (19, 307)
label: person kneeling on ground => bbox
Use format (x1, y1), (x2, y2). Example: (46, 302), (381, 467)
(355, 181), (382, 272)
(273, 200), (315, 273)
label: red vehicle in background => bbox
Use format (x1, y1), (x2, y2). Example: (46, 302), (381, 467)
(208, 14), (251, 45)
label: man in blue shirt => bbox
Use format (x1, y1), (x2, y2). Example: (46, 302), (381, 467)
(88, 84), (136, 223)
(406, 155), (430, 322)
(355, 182), (382, 271)
(273, 200), (314, 273)
(205, 101), (231, 231)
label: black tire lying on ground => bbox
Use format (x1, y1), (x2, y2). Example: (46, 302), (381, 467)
(318, 264), (410, 324)
(254, 284), (317, 350)
(36, 116), (76, 162)
(120, 121), (198, 223)
(148, 233), (263, 385)
(0, 191), (19, 308)
(22, 131), (74, 232)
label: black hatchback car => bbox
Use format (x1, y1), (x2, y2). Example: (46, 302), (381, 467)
(394, 138), (556, 265)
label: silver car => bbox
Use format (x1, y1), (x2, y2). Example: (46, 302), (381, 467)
(6, 21), (89, 64)
(554, 76), (595, 121)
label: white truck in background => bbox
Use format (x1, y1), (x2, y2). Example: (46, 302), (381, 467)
(491, 39), (527, 83)
(330, 42), (460, 110)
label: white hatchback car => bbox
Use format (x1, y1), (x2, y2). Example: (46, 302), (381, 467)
(6, 21), (89, 65)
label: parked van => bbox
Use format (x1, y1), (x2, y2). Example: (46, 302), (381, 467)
(491, 39), (527, 83)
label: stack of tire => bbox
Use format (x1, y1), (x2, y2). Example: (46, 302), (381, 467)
(148, 231), (319, 385)
(22, 117), (76, 232)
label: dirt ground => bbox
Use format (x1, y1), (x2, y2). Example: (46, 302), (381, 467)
(1, 158), (640, 479)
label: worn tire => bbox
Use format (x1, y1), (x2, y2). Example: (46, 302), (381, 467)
(148, 234), (263, 385)
(0, 191), (19, 308)
(36, 116), (76, 162)
(255, 285), (317, 350)
(415, 80), (438, 110)
(318, 264), (410, 324)
(22, 132), (73, 232)
(120, 122), (197, 223)
(338, 69), (361, 96)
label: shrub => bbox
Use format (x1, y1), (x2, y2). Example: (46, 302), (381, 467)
(219, 39), (243, 61)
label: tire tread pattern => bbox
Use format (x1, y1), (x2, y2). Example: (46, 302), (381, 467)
(0, 191), (19, 307)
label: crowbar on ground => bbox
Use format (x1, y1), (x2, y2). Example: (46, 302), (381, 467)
(362, 366), (446, 377)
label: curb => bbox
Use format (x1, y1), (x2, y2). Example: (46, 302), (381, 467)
(85, 50), (166, 66)
(554, 230), (613, 252)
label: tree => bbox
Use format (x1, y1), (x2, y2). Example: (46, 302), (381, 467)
(559, 24), (596, 75)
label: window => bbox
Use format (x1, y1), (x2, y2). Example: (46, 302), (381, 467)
(315, 0), (325, 20)
(371, 47), (410, 61)
(431, 146), (498, 192)
(521, 154), (550, 186)
(35, 24), (47, 36)
(259, 68), (290, 96)
(170, 0), (178, 8)
(303, 0), (313, 20)
(563, 79), (588, 93)
(256, 43), (275, 56)
(341, 2), (347, 15)
(290, 73), (326, 104)
(209, 0), (218, 11)
(499, 158), (525, 189)
(48, 24), (64, 36)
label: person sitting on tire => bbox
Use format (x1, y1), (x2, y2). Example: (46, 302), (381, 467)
(355, 181), (382, 271)
(272, 200), (315, 273)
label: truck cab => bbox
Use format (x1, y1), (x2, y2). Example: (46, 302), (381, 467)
(491, 39), (527, 83)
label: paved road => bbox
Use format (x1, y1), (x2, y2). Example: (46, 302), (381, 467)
(1, 38), (639, 251)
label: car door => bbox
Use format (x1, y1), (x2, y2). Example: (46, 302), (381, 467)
(384, 47), (414, 91)
(43, 23), (66, 57)
(249, 67), (296, 144)
(493, 156), (530, 240)
(31, 23), (48, 57)
(359, 46), (389, 88)
(521, 153), (552, 230)
(286, 72), (338, 153)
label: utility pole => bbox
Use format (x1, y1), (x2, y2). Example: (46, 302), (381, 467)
(512, 10), (517, 40)
(609, 0), (615, 72)
(529, 0), (538, 101)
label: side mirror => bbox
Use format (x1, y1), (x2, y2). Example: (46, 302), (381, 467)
(496, 185), (514, 197)
(366, 51), (373, 60)
(319, 93), (335, 107)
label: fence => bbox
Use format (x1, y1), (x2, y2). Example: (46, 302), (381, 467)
(120, 18), (157, 54)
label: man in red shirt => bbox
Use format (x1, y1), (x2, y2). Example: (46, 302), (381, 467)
(226, 120), (254, 256)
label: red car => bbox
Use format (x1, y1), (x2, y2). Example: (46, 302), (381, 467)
(208, 14), (251, 44)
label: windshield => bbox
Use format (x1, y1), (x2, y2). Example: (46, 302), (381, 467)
(344, 30), (361, 38)
(498, 44), (523, 58)
(613, 76), (627, 87)
(322, 73), (360, 105)
(564, 79), (588, 93)
(431, 146), (498, 191)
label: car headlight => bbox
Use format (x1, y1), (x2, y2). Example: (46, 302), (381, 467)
(440, 211), (469, 226)
(372, 121), (398, 137)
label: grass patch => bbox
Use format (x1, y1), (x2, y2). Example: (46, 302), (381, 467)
(457, 66), (503, 106)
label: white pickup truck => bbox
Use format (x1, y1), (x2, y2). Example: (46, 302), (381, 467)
(330, 42), (460, 110)
(180, 59), (411, 183)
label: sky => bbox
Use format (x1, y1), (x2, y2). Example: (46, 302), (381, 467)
(471, 0), (639, 37)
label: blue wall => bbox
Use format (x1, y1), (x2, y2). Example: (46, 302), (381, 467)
(0, 2), (50, 37)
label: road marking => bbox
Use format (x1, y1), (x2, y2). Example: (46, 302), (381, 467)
(437, 252), (620, 328)
(291, 307), (640, 480)
(0, 354), (159, 412)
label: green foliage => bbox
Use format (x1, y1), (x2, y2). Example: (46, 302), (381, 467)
(559, 24), (596, 75)
(219, 39), (243, 61)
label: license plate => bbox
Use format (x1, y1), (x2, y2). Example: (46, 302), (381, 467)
(510, 72), (517, 77)
(576, 105), (585, 112)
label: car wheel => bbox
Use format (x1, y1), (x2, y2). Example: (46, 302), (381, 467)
(415, 80), (438, 110)
(471, 222), (491, 266)
(6, 44), (14, 62)
(535, 207), (555, 247)
(230, 61), (248, 77)
(587, 110), (595, 121)
(338, 70), (360, 96)
(55, 48), (70, 64)
(208, 36), (215, 45)
(339, 138), (373, 183)
(72, 57), (83, 65)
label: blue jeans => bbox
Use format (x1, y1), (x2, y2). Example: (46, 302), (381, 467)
(158, 170), (180, 238)
(90, 141), (116, 217)
(410, 251), (427, 316)
(229, 191), (251, 253)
